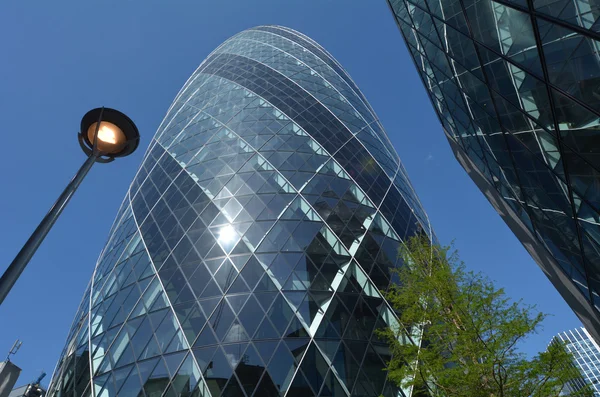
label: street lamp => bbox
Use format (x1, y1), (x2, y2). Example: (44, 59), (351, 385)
(0, 107), (140, 306)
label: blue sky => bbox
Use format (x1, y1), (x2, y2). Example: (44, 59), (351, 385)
(0, 0), (582, 387)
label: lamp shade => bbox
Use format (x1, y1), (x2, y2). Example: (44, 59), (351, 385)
(80, 108), (139, 158)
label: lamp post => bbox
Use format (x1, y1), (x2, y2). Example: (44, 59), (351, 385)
(0, 107), (140, 306)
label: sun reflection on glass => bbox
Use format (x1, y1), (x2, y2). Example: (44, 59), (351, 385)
(218, 224), (237, 244)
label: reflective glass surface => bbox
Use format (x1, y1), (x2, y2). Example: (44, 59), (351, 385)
(554, 327), (600, 394)
(47, 25), (432, 397)
(388, 0), (600, 320)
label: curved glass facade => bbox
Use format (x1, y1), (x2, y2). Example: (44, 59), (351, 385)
(553, 327), (600, 394)
(387, 0), (600, 339)
(47, 25), (431, 397)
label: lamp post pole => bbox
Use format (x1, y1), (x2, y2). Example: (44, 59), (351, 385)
(0, 154), (98, 306)
(0, 107), (139, 307)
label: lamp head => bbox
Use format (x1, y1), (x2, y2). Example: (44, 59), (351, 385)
(80, 108), (140, 158)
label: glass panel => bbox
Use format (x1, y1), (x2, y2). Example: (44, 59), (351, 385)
(538, 19), (600, 114)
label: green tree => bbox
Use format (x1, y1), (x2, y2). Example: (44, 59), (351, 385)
(379, 234), (593, 397)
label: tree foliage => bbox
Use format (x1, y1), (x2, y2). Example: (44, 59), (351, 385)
(379, 234), (593, 397)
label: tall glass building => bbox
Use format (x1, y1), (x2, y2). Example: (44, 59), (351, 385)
(386, 0), (600, 341)
(554, 327), (600, 395)
(46, 25), (432, 397)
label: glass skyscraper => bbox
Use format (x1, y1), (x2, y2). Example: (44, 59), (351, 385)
(47, 25), (432, 397)
(554, 327), (600, 395)
(386, 0), (600, 341)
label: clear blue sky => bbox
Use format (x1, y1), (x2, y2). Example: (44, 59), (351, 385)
(0, 0), (582, 387)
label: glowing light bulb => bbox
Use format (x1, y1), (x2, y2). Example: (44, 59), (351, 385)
(97, 124), (118, 144)
(86, 121), (125, 153)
